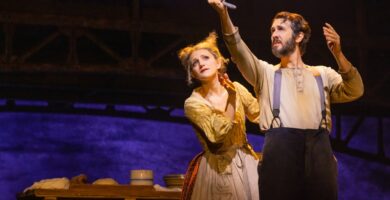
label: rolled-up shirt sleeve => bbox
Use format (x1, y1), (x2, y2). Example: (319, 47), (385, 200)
(326, 66), (364, 103)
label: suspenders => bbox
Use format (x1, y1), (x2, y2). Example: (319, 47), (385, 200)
(271, 69), (327, 129)
(271, 70), (282, 128)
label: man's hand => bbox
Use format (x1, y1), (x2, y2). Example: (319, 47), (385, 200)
(323, 23), (342, 56)
(323, 23), (353, 73)
(208, 0), (226, 15)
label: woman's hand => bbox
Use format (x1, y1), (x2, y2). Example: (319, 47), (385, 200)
(219, 73), (236, 94)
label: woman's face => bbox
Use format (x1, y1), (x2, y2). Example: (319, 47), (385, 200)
(189, 49), (221, 83)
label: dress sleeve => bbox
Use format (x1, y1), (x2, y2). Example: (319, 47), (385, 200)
(184, 98), (235, 143)
(234, 82), (260, 124)
(324, 66), (364, 103)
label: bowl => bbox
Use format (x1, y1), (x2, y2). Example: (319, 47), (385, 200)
(130, 169), (154, 186)
(163, 174), (185, 188)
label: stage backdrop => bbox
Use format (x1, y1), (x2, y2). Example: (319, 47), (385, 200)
(0, 106), (389, 200)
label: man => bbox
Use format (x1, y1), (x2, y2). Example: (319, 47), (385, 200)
(208, 1), (364, 200)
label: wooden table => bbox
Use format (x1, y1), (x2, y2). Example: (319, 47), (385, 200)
(18, 184), (181, 200)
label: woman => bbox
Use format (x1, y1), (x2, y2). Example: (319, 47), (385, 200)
(178, 32), (260, 200)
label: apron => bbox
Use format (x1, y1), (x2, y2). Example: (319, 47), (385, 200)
(259, 69), (338, 200)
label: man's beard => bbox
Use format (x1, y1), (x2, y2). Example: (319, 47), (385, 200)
(272, 36), (296, 58)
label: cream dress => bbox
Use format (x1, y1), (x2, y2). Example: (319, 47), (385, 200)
(184, 82), (260, 200)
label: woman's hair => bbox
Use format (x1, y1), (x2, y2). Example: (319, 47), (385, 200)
(178, 32), (229, 86)
(273, 11), (311, 55)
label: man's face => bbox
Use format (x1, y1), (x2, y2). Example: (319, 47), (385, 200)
(270, 18), (297, 58)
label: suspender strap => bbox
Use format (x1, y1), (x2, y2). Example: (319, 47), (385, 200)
(314, 75), (327, 130)
(272, 69), (327, 129)
(271, 69), (282, 128)
(272, 70), (282, 118)
(314, 75), (326, 119)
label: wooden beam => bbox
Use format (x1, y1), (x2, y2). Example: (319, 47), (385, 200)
(0, 63), (183, 79)
(0, 11), (211, 35)
(377, 117), (385, 156)
(83, 30), (124, 63)
(130, 0), (141, 64)
(356, 0), (368, 76)
(4, 23), (14, 62)
(18, 31), (61, 62)
(67, 29), (79, 66)
(344, 116), (365, 145)
(147, 37), (184, 67)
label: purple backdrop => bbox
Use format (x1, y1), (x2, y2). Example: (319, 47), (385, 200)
(0, 107), (389, 200)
